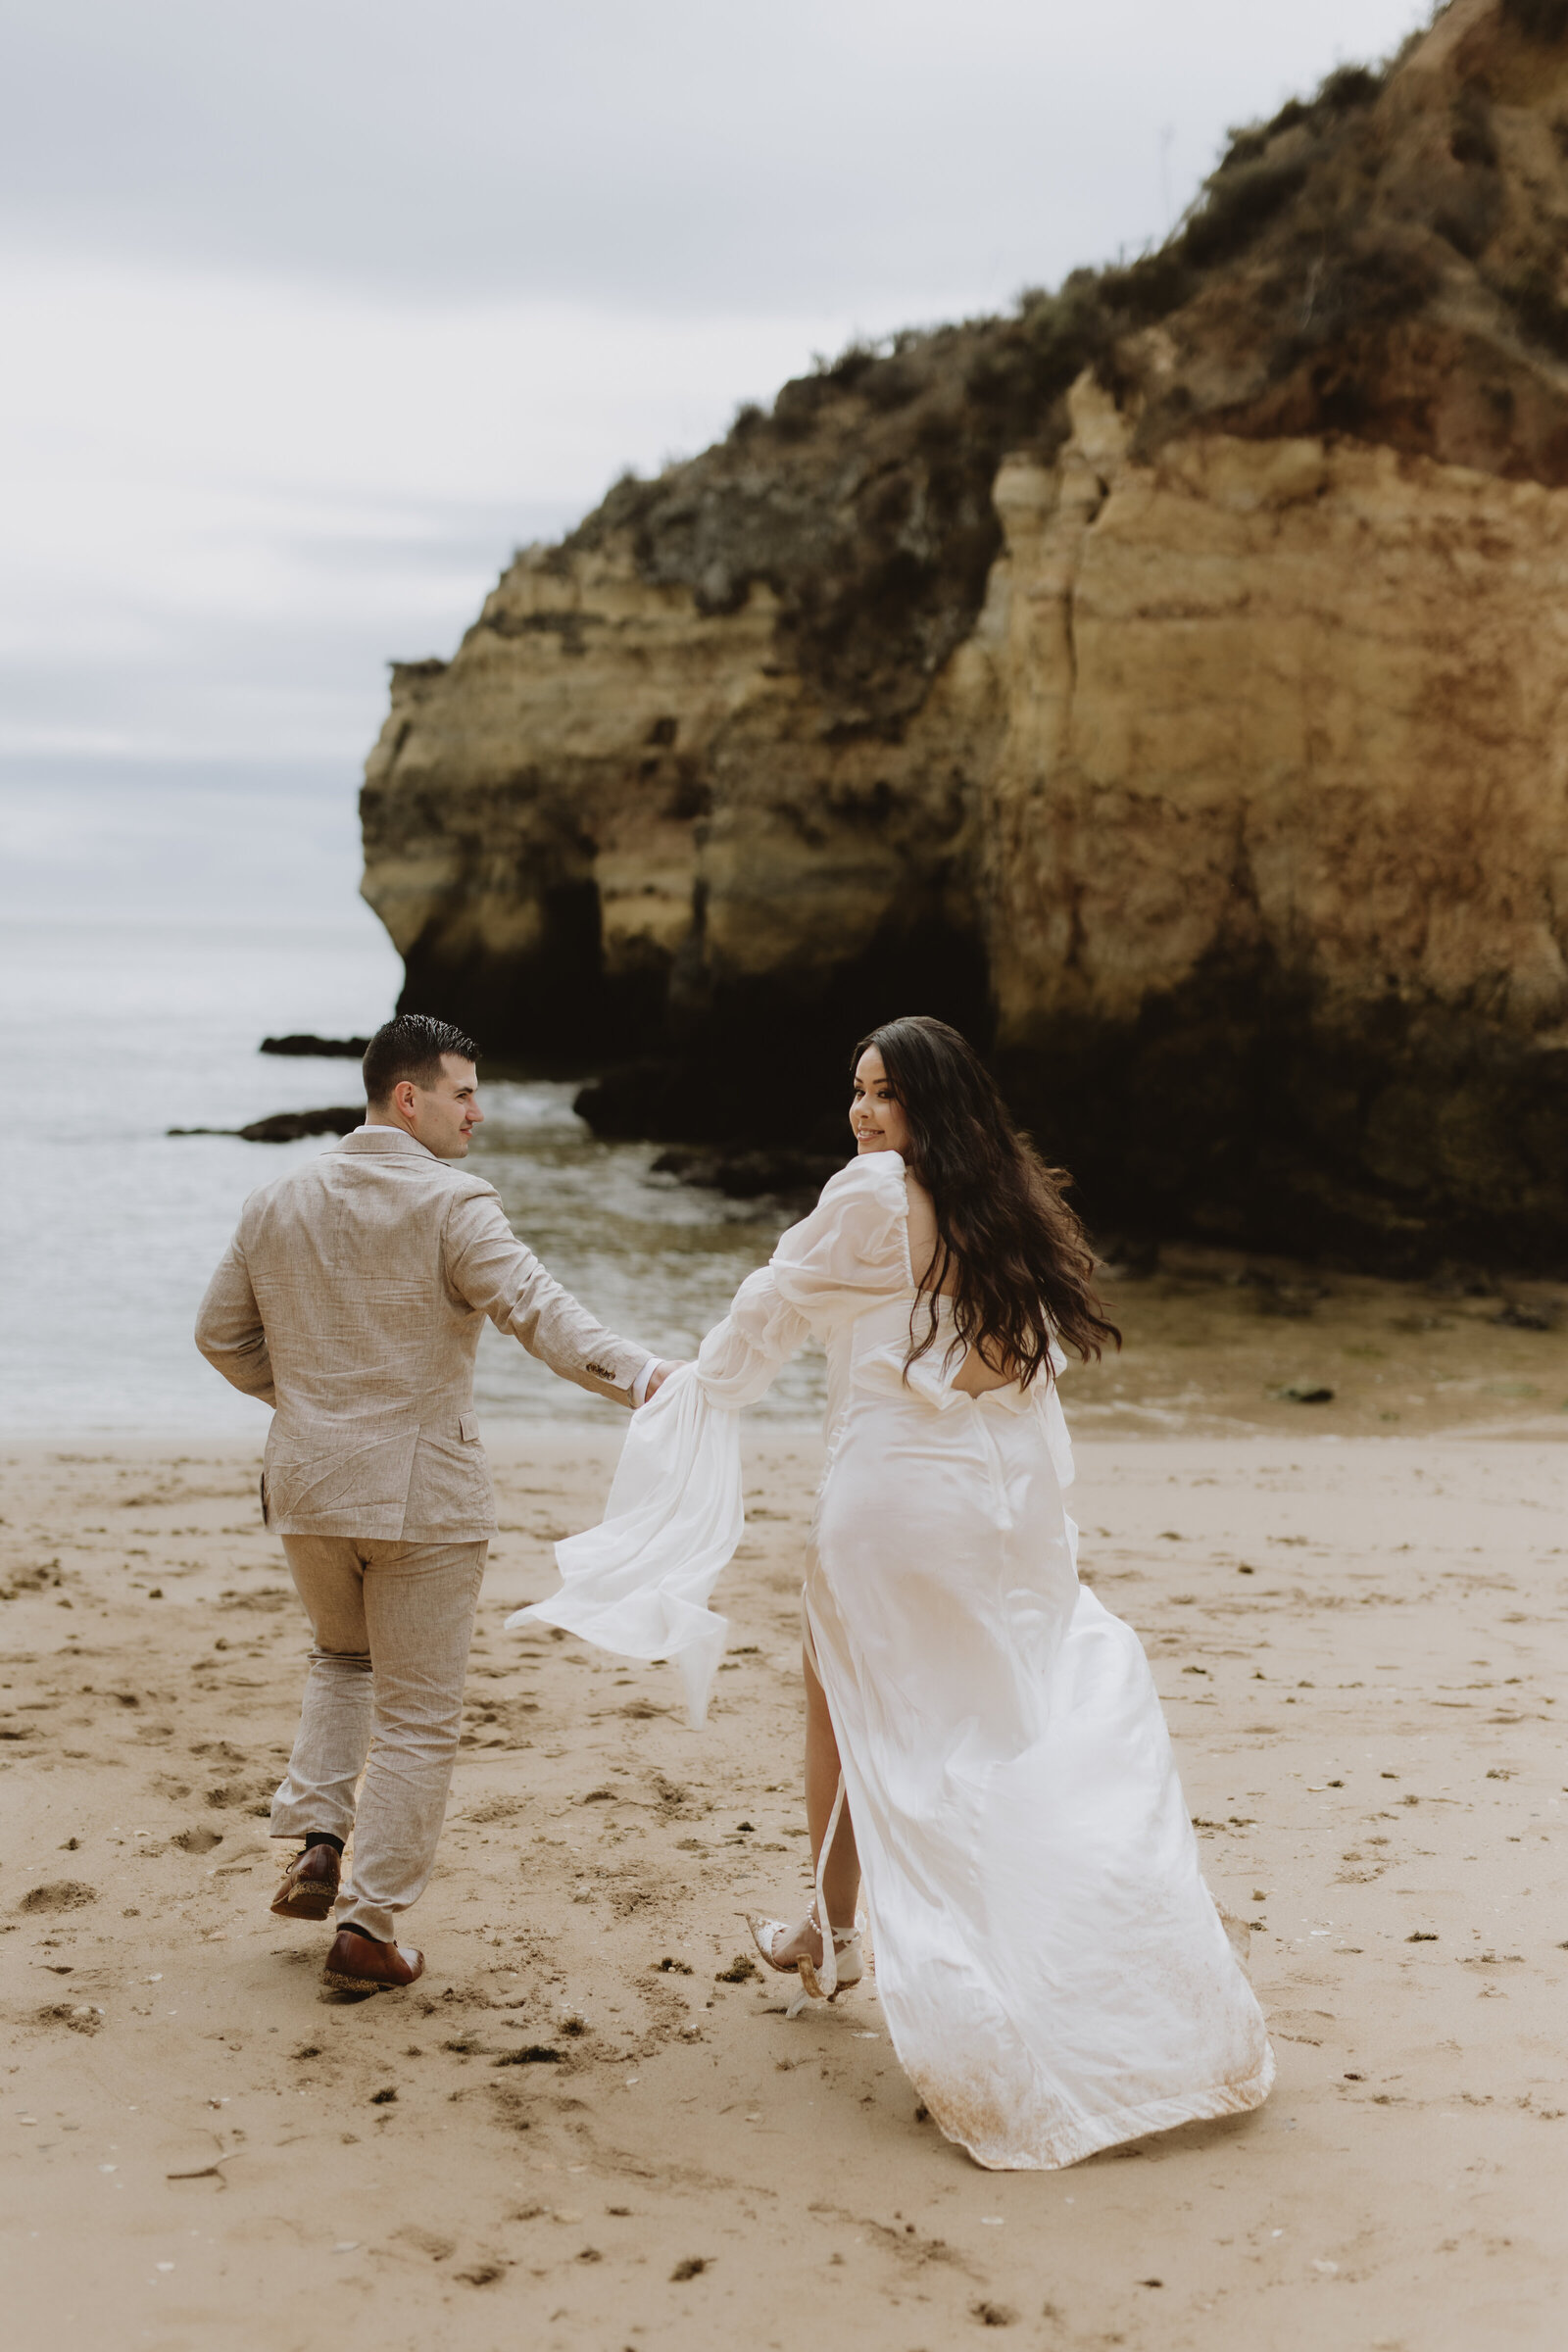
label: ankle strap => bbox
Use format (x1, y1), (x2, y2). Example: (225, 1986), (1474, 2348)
(808, 1906), (858, 1948)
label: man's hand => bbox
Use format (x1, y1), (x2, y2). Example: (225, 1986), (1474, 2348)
(641, 1359), (687, 1403)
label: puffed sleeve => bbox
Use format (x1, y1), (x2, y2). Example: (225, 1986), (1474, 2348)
(694, 1150), (909, 1402)
(769, 1148), (911, 1321)
(509, 1152), (911, 1725)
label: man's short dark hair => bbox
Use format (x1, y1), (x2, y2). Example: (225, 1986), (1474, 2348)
(362, 1014), (479, 1105)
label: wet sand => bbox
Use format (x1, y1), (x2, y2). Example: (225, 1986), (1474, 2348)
(3, 1391), (1566, 2350)
(1078, 1243), (1568, 1443)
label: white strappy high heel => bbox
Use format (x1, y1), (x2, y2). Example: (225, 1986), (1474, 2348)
(748, 1910), (864, 1991)
(745, 1774), (863, 2016)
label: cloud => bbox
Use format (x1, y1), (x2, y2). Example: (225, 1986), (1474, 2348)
(3, 0), (1432, 312)
(0, 251), (858, 766)
(0, 0), (1434, 810)
(0, 760), (380, 924)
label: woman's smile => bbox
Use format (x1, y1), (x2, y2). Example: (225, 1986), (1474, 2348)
(850, 1045), (911, 1157)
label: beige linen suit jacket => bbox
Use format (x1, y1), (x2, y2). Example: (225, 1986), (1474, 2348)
(195, 1125), (650, 1541)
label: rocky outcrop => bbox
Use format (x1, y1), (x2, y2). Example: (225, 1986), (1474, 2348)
(169, 1107), (364, 1143)
(260, 1034), (370, 1059)
(362, 2), (1568, 1267)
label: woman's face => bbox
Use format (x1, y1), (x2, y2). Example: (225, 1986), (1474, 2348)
(850, 1047), (912, 1158)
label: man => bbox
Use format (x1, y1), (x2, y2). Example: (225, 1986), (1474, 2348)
(196, 1013), (669, 1992)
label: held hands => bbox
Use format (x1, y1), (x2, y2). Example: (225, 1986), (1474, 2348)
(641, 1359), (687, 1403)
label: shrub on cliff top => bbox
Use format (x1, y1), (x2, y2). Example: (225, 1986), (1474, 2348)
(1177, 57), (1387, 275)
(1503, 0), (1568, 41)
(1181, 150), (1312, 270)
(1259, 234), (1444, 393)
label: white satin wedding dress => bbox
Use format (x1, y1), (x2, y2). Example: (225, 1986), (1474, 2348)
(511, 1152), (1273, 2170)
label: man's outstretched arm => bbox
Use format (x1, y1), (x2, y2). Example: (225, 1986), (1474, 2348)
(195, 1236), (276, 1405)
(444, 1189), (662, 1405)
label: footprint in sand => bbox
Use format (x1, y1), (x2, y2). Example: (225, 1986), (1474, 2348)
(393, 2225), (457, 2261)
(37, 2000), (104, 2036)
(18, 1880), (96, 1914)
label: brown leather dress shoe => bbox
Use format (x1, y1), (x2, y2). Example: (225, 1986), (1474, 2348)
(270, 1842), (341, 1922)
(322, 1928), (425, 1993)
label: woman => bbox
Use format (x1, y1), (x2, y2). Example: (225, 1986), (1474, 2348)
(513, 1016), (1273, 2170)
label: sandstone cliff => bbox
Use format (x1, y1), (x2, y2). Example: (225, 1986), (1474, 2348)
(362, 0), (1568, 1267)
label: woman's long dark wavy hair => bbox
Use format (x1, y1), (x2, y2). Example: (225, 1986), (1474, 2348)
(855, 1014), (1120, 1387)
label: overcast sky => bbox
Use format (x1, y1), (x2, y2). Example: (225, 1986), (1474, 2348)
(0, 0), (1434, 920)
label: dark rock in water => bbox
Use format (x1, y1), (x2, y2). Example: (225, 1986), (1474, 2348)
(652, 1145), (845, 1201)
(577, 1066), (852, 1168)
(1234, 1266), (1330, 1319)
(1094, 1234), (1160, 1281)
(260, 1034), (370, 1059)
(1493, 1298), (1559, 1331)
(239, 1106), (364, 1143)
(167, 1106), (364, 1143)
(574, 1061), (715, 1144)
(1276, 1381), (1335, 1405)
(584, 1064), (847, 1194)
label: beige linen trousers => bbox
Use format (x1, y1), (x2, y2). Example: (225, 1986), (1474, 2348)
(196, 1123), (650, 1940)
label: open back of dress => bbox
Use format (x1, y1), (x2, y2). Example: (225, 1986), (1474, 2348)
(515, 1151), (1273, 2170)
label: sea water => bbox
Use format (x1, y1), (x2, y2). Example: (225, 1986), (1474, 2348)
(0, 915), (823, 1434)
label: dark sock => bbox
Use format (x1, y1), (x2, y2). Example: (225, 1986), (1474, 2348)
(339, 1924), (385, 1944)
(300, 1834), (345, 1858)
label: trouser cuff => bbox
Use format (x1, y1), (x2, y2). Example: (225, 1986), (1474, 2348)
(336, 1899), (396, 1944)
(270, 1793), (356, 1843)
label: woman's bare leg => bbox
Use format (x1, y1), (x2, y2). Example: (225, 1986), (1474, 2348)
(769, 1646), (860, 1968)
(805, 1646), (859, 1928)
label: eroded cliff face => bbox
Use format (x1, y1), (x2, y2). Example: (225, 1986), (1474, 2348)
(361, 496), (1004, 1132)
(362, 1), (1568, 1265)
(979, 382), (1568, 1258)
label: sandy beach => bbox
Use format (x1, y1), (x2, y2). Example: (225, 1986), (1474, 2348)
(3, 1412), (1565, 2352)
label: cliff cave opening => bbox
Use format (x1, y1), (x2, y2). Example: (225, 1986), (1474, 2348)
(576, 910), (994, 1152)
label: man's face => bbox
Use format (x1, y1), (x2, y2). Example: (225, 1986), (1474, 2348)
(402, 1055), (483, 1158)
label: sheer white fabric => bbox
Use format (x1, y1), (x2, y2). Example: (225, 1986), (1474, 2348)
(511, 1151), (1274, 2170)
